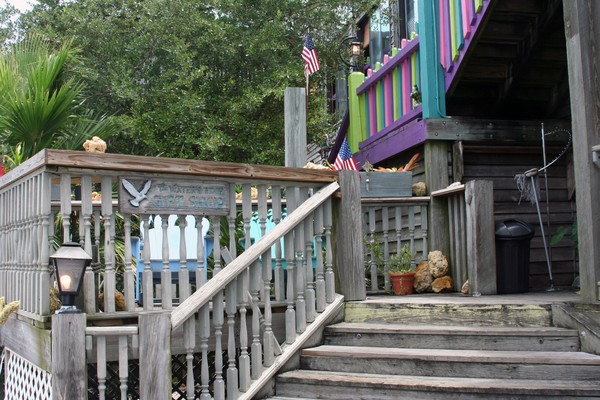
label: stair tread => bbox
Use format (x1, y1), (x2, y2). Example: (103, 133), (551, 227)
(277, 370), (600, 392)
(326, 322), (579, 336)
(302, 345), (600, 364)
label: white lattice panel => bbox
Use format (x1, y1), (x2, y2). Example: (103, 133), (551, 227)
(3, 348), (52, 400)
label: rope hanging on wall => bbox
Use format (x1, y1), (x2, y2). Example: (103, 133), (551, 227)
(513, 125), (572, 290)
(514, 127), (572, 203)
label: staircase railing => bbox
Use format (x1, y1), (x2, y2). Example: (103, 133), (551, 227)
(165, 181), (342, 399)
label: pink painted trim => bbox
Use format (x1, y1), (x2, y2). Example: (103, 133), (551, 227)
(443, 0), (453, 72)
(384, 73), (393, 125)
(356, 38), (420, 95)
(402, 58), (411, 114)
(462, 0), (471, 39)
(368, 86), (377, 136)
(439, 0), (447, 69)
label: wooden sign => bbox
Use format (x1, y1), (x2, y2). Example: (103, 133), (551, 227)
(118, 177), (230, 215)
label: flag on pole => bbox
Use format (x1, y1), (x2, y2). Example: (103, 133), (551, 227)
(332, 138), (359, 171)
(302, 34), (320, 76)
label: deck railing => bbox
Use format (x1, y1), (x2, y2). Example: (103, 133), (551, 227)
(362, 197), (429, 293)
(0, 150), (353, 399)
(348, 37), (422, 151)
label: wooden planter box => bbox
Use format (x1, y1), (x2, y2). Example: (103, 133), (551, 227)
(359, 171), (413, 198)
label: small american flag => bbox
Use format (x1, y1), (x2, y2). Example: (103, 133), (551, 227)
(302, 34), (320, 76)
(333, 138), (359, 171)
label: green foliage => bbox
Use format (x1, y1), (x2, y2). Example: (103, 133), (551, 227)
(550, 219), (578, 251)
(388, 243), (413, 273)
(0, 34), (117, 163)
(13, 0), (371, 164)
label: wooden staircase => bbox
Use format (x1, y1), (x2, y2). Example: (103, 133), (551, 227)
(263, 296), (600, 399)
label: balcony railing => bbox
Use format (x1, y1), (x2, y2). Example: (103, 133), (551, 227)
(346, 0), (492, 156)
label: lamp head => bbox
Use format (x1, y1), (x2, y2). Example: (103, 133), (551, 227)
(50, 242), (91, 313)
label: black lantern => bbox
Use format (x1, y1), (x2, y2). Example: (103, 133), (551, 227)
(339, 36), (362, 71)
(350, 40), (362, 58)
(50, 242), (92, 313)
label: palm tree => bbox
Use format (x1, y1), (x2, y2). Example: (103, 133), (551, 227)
(0, 35), (116, 163)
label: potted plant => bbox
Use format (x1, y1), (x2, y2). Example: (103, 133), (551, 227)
(388, 243), (415, 295)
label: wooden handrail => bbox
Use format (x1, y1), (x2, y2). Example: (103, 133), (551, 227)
(171, 181), (340, 330)
(0, 149), (338, 190)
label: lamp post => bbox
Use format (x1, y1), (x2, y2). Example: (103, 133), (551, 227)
(50, 242), (91, 313)
(339, 36), (363, 72)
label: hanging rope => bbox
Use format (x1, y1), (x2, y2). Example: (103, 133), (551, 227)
(515, 169), (540, 205)
(515, 128), (571, 204)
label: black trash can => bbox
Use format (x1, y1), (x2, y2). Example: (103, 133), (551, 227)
(495, 219), (535, 294)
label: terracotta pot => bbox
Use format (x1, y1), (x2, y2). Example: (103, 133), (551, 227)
(390, 272), (415, 295)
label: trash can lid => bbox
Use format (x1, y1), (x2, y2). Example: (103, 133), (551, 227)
(495, 219), (535, 239)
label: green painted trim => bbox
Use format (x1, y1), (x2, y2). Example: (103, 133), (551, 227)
(475, 0), (483, 12)
(392, 48), (399, 120)
(449, 0), (459, 61)
(348, 72), (366, 152)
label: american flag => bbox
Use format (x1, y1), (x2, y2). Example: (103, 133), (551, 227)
(332, 138), (359, 171)
(302, 34), (320, 76)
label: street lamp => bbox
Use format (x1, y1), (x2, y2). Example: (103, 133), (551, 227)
(339, 36), (362, 71)
(50, 242), (92, 313)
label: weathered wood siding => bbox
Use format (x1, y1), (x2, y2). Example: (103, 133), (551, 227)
(462, 143), (576, 290)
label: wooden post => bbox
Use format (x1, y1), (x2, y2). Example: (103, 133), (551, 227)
(284, 87), (307, 168)
(52, 313), (87, 400)
(333, 171), (366, 301)
(563, 1), (600, 302)
(139, 312), (171, 399)
(426, 141), (451, 256)
(418, 0), (446, 118)
(465, 180), (496, 295)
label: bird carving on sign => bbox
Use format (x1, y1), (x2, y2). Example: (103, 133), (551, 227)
(122, 179), (152, 207)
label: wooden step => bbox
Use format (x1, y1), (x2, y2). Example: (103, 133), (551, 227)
(344, 301), (553, 327)
(275, 370), (600, 399)
(300, 345), (600, 380)
(324, 322), (580, 351)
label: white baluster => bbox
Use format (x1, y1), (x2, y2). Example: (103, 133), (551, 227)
(324, 198), (335, 303)
(238, 266), (251, 391)
(382, 206), (390, 291)
(314, 206), (326, 312)
(97, 335), (107, 400)
(304, 208), (316, 323)
(250, 261), (262, 379)
(199, 304), (211, 400)
(118, 335), (128, 400)
(123, 214), (135, 311)
(213, 290), (225, 400)
(195, 215), (206, 289)
(271, 186), (284, 301)
(142, 214), (154, 310)
(160, 214), (172, 309)
(101, 176), (115, 313)
(284, 232), (296, 344)
(178, 214), (190, 302)
(226, 280), (239, 399)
